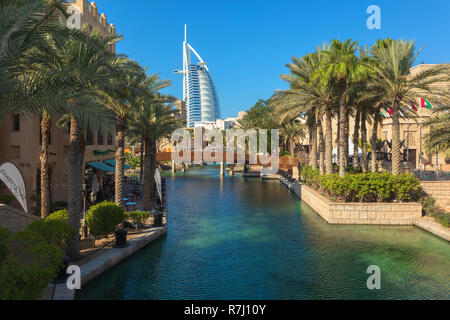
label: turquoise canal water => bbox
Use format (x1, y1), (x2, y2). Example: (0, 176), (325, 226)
(76, 167), (450, 300)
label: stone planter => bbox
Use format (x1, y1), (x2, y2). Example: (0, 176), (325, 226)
(301, 185), (422, 225)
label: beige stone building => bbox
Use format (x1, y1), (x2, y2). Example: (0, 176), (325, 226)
(0, 1), (118, 212)
(296, 64), (449, 172)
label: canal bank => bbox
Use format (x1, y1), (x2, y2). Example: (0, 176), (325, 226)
(279, 176), (449, 241)
(53, 220), (167, 300)
(76, 167), (450, 300)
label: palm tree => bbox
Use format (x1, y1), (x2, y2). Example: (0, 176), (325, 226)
(273, 50), (331, 171)
(280, 120), (307, 157)
(0, 0), (72, 123)
(365, 39), (450, 174)
(322, 39), (363, 177)
(130, 75), (179, 211)
(44, 30), (123, 259)
(99, 60), (146, 208)
(424, 104), (450, 175)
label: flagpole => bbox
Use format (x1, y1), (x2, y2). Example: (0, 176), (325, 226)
(419, 110), (423, 178)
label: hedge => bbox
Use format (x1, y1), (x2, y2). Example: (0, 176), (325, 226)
(301, 166), (421, 203)
(0, 229), (63, 300)
(26, 219), (76, 252)
(125, 211), (150, 226)
(86, 201), (124, 238)
(46, 209), (68, 222)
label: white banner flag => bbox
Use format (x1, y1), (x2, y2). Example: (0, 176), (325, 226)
(154, 168), (162, 202)
(0, 162), (28, 213)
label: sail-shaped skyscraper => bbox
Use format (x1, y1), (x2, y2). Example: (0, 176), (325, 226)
(175, 25), (220, 127)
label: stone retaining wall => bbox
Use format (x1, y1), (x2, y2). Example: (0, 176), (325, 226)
(420, 181), (450, 212)
(280, 178), (422, 225)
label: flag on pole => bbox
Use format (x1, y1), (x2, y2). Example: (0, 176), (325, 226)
(410, 102), (417, 111)
(420, 98), (433, 109)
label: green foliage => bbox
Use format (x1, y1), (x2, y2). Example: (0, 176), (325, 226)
(26, 219), (76, 251)
(46, 209), (68, 222)
(301, 165), (420, 203)
(0, 230), (63, 300)
(0, 228), (10, 264)
(125, 211), (150, 225)
(0, 195), (15, 205)
(391, 174), (420, 202)
(419, 191), (450, 228)
(86, 201), (125, 238)
(125, 152), (140, 170)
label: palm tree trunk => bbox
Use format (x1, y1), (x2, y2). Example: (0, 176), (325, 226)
(392, 101), (401, 174)
(361, 109), (368, 173)
(309, 117), (318, 169)
(353, 109), (361, 170)
(115, 118), (126, 207)
(143, 137), (151, 211)
(289, 139), (295, 157)
(338, 99), (346, 177)
(318, 120), (325, 174)
(344, 111), (349, 167)
(67, 115), (82, 260)
(40, 113), (51, 219)
(139, 134), (144, 182)
(370, 111), (380, 172)
(325, 109), (333, 174)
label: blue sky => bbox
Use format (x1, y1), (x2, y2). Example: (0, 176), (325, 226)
(94, 0), (450, 118)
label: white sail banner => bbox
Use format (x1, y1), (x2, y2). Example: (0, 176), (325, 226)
(154, 168), (162, 202)
(0, 162), (28, 213)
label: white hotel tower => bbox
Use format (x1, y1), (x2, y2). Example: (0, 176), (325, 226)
(175, 25), (220, 127)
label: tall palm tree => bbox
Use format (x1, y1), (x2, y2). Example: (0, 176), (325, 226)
(99, 60), (146, 208)
(0, 0), (72, 123)
(273, 50), (331, 171)
(322, 39), (363, 177)
(45, 30), (123, 259)
(130, 75), (179, 211)
(365, 39), (450, 174)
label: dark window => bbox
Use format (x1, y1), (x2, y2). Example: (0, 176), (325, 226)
(12, 115), (20, 131)
(107, 133), (113, 145)
(86, 130), (94, 145)
(97, 131), (104, 145)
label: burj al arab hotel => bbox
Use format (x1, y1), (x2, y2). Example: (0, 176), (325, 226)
(175, 25), (220, 127)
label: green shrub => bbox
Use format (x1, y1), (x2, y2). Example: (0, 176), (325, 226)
(46, 209), (68, 222)
(0, 228), (10, 264)
(26, 219), (76, 251)
(125, 211), (150, 225)
(86, 201), (124, 238)
(391, 174), (420, 202)
(0, 195), (15, 205)
(0, 230), (63, 300)
(300, 166), (420, 203)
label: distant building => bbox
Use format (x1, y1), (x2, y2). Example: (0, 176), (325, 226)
(174, 25), (220, 127)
